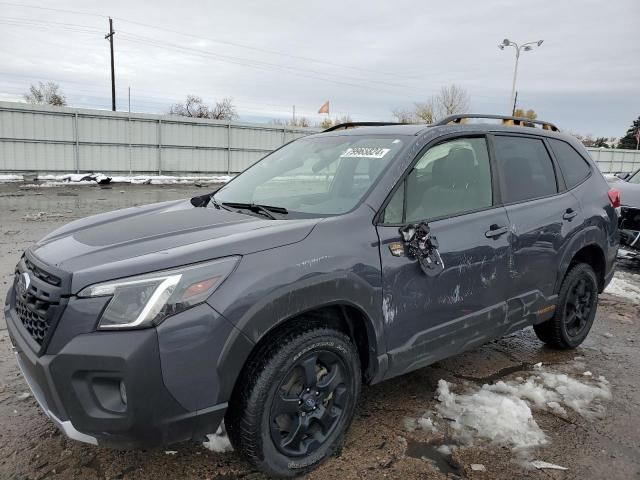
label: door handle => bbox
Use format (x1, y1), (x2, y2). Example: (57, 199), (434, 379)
(563, 208), (578, 220)
(485, 224), (508, 238)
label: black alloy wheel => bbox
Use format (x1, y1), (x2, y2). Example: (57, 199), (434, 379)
(533, 262), (599, 349)
(269, 350), (349, 457)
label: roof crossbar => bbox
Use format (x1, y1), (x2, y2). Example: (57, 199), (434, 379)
(434, 114), (559, 132)
(323, 121), (403, 132)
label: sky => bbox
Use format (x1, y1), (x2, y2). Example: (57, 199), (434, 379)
(0, 0), (638, 137)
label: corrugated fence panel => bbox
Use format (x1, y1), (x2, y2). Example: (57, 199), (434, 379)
(230, 150), (265, 172)
(231, 126), (283, 151)
(6, 102), (640, 178)
(129, 119), (157, 145)
(0, 140), (75, 171)
(0, 109), (75, 141)
(283, 130), (311, 143)
(161, 148), (229, 173)
(78, 115), (128, 144)
(162, 121), (229, 148)
(79, 144), (129, 172)
(587, 148), (640, 173)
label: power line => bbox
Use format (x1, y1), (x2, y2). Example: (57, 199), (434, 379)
(0, 1), (420, 81)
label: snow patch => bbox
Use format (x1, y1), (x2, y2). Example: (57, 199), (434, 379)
(202, 424), (233, 453)
(604, 271), (640, 303)
(0, 174), (23, 182)
(435, 379), (547, 450)
(15, 173), (233, 187)
(426, 369), (611, 452)
(405, 414), (438, 432)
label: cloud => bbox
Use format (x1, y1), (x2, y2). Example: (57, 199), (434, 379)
(0, 0), (638, 136)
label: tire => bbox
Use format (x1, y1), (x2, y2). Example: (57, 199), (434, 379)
(225, 326), (361, 477)
(533, 262), (599, 349)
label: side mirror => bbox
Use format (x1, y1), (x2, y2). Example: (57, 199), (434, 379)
(615, 172), (631, 181)
(398, 222), (444, 275)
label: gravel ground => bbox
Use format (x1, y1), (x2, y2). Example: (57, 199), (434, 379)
(0, 183), (639, 480)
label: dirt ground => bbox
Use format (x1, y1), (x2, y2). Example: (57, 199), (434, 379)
(0, 183), (638, 480)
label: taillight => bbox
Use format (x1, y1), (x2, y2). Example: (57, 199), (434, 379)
(608, 188), (621, 208)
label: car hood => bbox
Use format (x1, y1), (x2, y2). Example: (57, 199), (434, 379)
(612, 180), (640, 207)
(30, 199), (319, 292)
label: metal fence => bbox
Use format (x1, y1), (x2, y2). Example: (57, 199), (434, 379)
(1, 101), (639, 175)
(0, 101), (317, 175)
(586, 148), (640, 174)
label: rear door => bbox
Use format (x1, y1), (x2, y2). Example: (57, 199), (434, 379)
(490, 134), (584, 328)
(376, 135), (511, 377)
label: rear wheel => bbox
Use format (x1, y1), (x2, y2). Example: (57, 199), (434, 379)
(225, 326), (361, 477)
(533, 263), (598, 349)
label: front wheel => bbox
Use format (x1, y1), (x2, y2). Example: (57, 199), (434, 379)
(533, 262), (599, 349)
(225, 326), (361, 477)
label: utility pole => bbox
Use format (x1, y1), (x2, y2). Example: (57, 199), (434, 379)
(105, 17), (116, 111)
(292, 105), (296, 125)
(512, 91), (518, 116)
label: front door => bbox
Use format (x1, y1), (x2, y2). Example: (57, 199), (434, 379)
(376, 136), (511, 377)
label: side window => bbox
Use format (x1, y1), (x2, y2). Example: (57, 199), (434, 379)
(493, 136), (557, 203)
(381, 137), (492, 223)
(383, 182), (404, 224)
(548, 138), (591, 189)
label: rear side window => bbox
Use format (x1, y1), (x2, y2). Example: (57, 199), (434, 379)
(494, 136), (557, 203)
(548, 139), (591, 189)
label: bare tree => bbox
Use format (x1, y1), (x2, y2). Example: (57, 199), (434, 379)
(414, 99), (436, 124)
(169, 95), (211, 118)
(318, 117), (333, 129)
(24, 81), (66, 106)
(391, 108), (415, 124)
(316, 115), (352, 129)
(210, 97), (238, 121)
(434, 84), (470, 118)
(514, 108), (537, 120)
(169, 95), (238, 120)
(290, 117), (310, 128)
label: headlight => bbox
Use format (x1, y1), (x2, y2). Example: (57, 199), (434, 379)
(78, 256), (239, 330)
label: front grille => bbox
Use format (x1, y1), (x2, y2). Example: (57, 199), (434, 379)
(15, 295), (53, 345)
(24, 258), (61, 287)
(13, 255), (67, 350)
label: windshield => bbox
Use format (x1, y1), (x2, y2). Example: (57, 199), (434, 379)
(629, 170), (640, 184)
(213, 135), (405, 217)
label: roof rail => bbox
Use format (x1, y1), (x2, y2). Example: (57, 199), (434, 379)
(323, 121), (403, 132)
(434, 114), (559, 132)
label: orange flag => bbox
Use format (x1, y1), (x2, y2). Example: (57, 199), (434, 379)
(318, 101), (330, 114)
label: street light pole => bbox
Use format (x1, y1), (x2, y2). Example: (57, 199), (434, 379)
(509, 49), (520, 114)
(498, 38), (544, 115)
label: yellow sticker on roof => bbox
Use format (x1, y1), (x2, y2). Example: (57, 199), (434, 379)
(340, 147), (391, 159)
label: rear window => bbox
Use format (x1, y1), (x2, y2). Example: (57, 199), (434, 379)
(548, 139), (591, 189)
(494, 136), (558, 203)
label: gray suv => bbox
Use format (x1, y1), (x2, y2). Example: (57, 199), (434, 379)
(5, 115), (619, 477)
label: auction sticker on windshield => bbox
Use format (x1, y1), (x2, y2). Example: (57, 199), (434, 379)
(340, 147), (390, 158)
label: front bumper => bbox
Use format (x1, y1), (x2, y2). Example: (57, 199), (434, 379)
(5, 290), (229, 449)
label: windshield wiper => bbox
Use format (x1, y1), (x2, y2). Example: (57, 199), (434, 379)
(222, 202), (288, 220)
(210, 196), (233, 212)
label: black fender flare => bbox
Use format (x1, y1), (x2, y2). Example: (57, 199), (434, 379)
(554, 225), (606, 293)
(213, 272), (386, 401)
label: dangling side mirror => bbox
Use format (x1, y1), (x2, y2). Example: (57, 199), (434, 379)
(398, 222), (444, 275)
